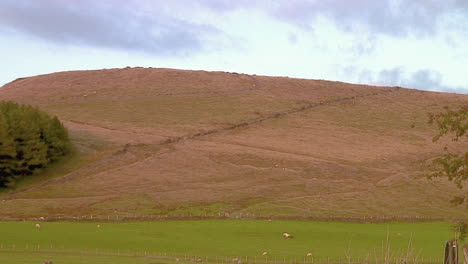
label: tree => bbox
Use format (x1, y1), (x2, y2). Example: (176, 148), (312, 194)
(0, 112), (17, 186)
(0, 101), (71, 187)
(428, 106), (467, 208)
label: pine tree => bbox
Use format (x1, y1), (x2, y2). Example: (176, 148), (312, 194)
(0, 112), (16, 187)
(0, 101), (71, 187)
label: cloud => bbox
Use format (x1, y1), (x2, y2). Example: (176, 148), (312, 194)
(272, 0), (468, 37)
(0, 0), (224, 56)
(376, 68), (467, 94)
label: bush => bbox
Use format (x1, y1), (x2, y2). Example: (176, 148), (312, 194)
(0, 101), (71, 187)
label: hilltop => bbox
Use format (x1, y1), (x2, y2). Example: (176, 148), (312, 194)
(0, 67), (466, 219)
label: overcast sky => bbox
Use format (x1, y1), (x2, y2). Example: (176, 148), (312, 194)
(1, 0), (467, 93)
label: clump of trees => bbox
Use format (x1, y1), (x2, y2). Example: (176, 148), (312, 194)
(428, 106), (467, 208)
(0, 101), (71, 187)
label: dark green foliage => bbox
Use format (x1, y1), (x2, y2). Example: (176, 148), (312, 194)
(0, 101), (71, 187)
(428, 106), (467, 208)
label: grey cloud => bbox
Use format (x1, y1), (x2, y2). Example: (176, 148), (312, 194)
(0, 0), (223, 56)
(376, 68), (467, 94)
(273, 0), (468, 37)
(288, 32), (298, 45)
(188, 0), (468, 40)
(192, 0), (257, 12)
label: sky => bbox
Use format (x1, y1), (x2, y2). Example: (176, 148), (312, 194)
(0, 0), (467, 93)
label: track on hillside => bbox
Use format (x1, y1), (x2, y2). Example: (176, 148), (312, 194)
(5, 86), (400, 196)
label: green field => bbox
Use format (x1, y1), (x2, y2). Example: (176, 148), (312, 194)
(0, 220), (458, 264)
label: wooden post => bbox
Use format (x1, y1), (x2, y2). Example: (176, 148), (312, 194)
(444, 240), (459, 264)
(463, 245), (468, 264)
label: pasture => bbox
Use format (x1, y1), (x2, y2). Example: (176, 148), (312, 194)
(0, 220), (456, 264)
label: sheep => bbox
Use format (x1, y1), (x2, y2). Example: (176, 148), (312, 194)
(262, 252), (268, 256)
(306, 253), (313, 257)
(43, 260), (53, 264)
(35, 223), (41, 228)
(282, 232), (293, 238)
(231, 258), (242, 264)
(97, 224), (101, 228)
(39, 216), (45, 220)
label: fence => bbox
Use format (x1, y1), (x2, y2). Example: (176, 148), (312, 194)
(0, 213), (459, 223)
(0, 243), (445, 264)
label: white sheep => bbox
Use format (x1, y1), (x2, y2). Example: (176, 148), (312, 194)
(282, 232), (293, 238)
(306, 253), (313, 257)
(262, 252), (268, 256)
(35, 223), (41, 228)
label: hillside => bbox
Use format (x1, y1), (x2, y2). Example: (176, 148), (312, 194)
(0, 67), (466, 219)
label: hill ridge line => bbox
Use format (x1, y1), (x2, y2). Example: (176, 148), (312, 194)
(5, 86), (400, 197)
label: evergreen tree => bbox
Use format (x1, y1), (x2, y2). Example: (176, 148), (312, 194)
(0, 112), (16, 186)
(0, 101), (71, 187)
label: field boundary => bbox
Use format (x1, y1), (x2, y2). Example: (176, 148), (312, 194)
(0, 214), (461, 223)
(0, 245), (445, 264)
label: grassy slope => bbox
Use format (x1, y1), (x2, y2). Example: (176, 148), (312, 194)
(0, 68), (466, 219)
(0, 220), (455, 263)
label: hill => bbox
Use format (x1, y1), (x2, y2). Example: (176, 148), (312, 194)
(0, 67), (466, 219)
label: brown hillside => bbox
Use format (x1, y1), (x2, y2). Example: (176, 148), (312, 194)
(0, 67), (467, 219)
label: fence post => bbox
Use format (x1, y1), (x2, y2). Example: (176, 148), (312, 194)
(444, 240), (458, 264)
(463, 244), (468, 264)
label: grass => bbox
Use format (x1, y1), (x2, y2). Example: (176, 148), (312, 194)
(0, 129), (115, 196)
(0, 220), (458, 263)
(42, 94), (301, 133)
